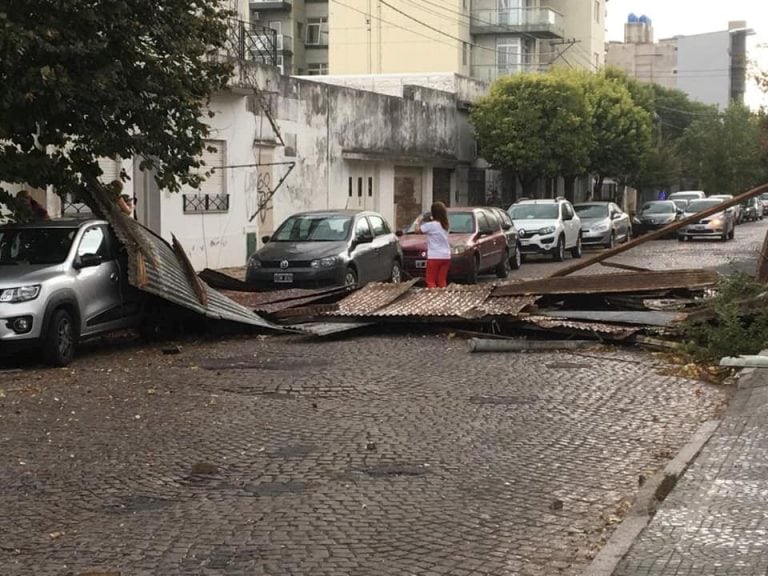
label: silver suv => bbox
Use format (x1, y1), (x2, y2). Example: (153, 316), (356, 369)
(507, 198), (583, 261)
(0, 217), (145, 366)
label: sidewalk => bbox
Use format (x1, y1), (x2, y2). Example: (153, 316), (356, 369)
(612, 365), (768, 575)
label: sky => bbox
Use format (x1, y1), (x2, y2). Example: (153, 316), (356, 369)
(605, 0), (768, 108)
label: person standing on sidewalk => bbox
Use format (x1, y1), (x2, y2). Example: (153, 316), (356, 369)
(415, 201), (451, 288)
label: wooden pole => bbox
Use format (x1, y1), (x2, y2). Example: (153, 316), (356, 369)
(549, 182), (768, 278)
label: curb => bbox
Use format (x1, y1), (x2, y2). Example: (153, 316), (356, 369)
(580, 419), (721, 576)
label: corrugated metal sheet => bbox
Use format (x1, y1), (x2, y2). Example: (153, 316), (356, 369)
(90, 188), (285, 331)
(220, 288), (347, 314)
(493, 269), (719, 297)
(522, 315), (639, 339)
(333, 280), (418, 316)
(289, 321), (375, 336)
(328, 283), (537, 319)
(538, 309), (684, 327)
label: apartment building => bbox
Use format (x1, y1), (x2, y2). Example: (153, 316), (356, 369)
(250, 0), (605, 80)
(606, 16), (752, 109)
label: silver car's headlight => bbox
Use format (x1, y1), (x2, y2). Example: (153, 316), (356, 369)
(0, 285), (41, 303)
(593, 223), (610, 232)
(538, 226), (556, 235)
(311, 256), (340, 269)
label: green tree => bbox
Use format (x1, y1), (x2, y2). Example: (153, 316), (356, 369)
(678, 104), (762, 195)
(0, 0), (233, 218)
(470, 73), (592, 196)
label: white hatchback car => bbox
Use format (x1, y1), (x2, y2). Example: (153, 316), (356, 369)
(507, 198), (583, 261)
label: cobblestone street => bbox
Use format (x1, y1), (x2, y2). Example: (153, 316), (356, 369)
(0, 333), (729, 575)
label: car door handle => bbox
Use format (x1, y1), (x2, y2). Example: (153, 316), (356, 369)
(110, 272), (119, 283)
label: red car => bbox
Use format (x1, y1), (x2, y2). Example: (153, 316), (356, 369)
(398, 207), (512, 283)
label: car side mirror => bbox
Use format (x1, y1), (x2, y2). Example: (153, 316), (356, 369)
(74, 253), (102, 270)
(395, 230), (403, 237)
(354, 234), (373, 246)
(261, 235), (271, 244)
(612, 213), (622, 220)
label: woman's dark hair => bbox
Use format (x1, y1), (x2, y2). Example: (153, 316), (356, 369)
(431, 201), (449, 231)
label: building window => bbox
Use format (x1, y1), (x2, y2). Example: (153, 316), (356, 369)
(462, 42), (468, 66)
(296, 21), (304, 41)
(496, 37), (522, 75)
(182, 139), (229, 214)
(348, 177), (353, 197)
(368, 177), (373, 197)
(594, 0), (600, 23)
(307, 62), (329, 75)
(357, 177), (363, 197)
(307, 17), (328, 46)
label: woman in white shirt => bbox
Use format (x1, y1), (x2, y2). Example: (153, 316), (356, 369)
(415, 202), (451, 288)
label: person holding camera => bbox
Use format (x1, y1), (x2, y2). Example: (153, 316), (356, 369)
(415, 201), (451, 288)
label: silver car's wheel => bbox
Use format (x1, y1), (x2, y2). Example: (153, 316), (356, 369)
(43, 309), (76, 367)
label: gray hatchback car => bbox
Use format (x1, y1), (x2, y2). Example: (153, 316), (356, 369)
(0, 217), (144, 366)
(246, 210), (402, 289)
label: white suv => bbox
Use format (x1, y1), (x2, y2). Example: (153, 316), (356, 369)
(507, 198), (582, 261)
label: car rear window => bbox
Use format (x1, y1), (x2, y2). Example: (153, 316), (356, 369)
(687, 200), (723, 212)
(641, 203), (675, 214)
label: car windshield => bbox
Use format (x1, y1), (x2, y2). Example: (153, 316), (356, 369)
(272, 215), (352, 242)
(641, 202), (675, 214)
(405, 212), (475, 234)
(574, 204), (608, 218)
(508, 204), (559, 220)
(0, 227), (77, 265)
(686, 199), (723, 213)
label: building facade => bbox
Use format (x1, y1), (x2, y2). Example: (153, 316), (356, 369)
(606, 16), (752, 109)
(251, 0), (605, 81)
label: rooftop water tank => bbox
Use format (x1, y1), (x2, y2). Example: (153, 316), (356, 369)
(639, 14), (651, 25)
(628, 13), (638, 23)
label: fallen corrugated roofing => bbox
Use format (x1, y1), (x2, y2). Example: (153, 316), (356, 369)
(537, 309), (684, 327)
(219, 286), (348, 314)
(493, 269), (719, 297)
(89, 188), (285, 331)
(521, 316), (639, 340)
(327, 282), (537, 319)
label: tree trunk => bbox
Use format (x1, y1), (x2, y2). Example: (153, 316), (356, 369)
(593, 174), (605, 200)
(563, 176), (576, 203)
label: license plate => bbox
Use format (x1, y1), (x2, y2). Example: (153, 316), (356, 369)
(273, 273), (294, 283)
(520, 239), (531, 245)
(692, 225), (706, 231)
(415, 260), (427, 269)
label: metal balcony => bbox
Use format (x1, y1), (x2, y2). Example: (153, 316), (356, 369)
(215, 19), (278, 67)
(470, 63), (549, 83)
(249, 0), (292, 11)
(470, 8), (564, 38)
(275, 34), (294, 55)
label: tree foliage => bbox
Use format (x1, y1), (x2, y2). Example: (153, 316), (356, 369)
(470, 73), (592, 194)
(0, 0), (234, 216)
(678, 104), (763, 195)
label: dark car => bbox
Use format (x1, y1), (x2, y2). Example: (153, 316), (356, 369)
(573, 202), (631, 248)
(399, 207), (511, 283)
(636, 200), (682, 233)
(245, 210), (402, 289)
(742, 197), (763, 222)
(488, 207), (522, 270)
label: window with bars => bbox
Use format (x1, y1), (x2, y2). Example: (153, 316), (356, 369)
(183, 193), (230, 213)
(307, 17), (328, 46)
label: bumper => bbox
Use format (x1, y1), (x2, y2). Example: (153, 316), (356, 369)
(0, 302), (43, 354)
(245, 265), (346, 289)
(581, 229), (611, 245)
(518, 234), (558, 255)
(402, 252), (474, 279)
(678, 224), (727, 237)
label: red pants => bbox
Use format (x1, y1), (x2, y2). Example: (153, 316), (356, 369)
(425, 258), (451, 288)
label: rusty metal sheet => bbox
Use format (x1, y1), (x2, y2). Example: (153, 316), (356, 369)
(538, 309), (685, 327)
(493, 269), (719, 297)
(289, 321), (375, 337)
(88, 187), (285, 331)
(331, 280), (418, 316)
(479, 296), (539, 316)
(219, 288), (346, 314)
(356, 285), (493, 318)
(521, 315), (639, 339)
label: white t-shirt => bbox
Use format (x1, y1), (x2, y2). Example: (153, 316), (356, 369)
(420, 220), (451, 260)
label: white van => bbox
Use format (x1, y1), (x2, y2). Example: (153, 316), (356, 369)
(669, 190), (706, 203)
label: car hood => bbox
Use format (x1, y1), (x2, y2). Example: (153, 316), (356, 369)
(255, 241), (348, 261)
(0, 263), (66, 288)
(579, 217), (610, 227)
(398, 233), (474, 251)
(640, 212), (675, 220)
(683, 210), (726, 221)
(510, 219), (558, 232)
